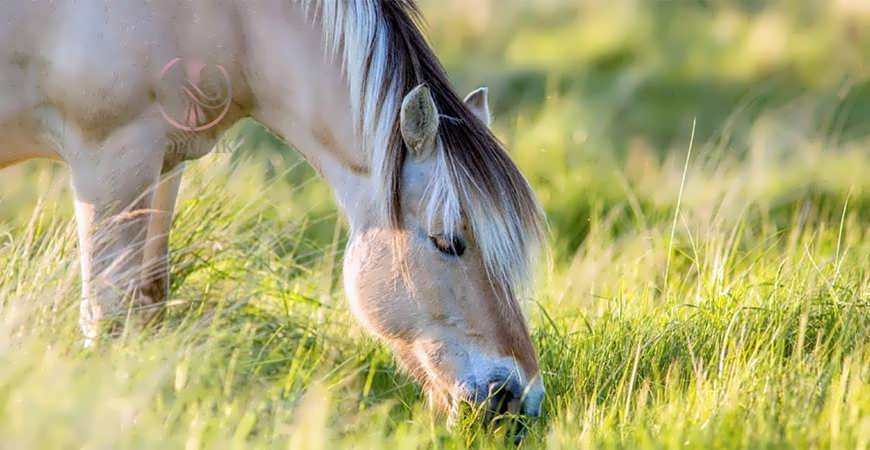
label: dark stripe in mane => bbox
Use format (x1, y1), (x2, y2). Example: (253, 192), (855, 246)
(379, 2), (544, 279)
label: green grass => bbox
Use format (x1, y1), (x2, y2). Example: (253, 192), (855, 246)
(1, 1), (868, 448)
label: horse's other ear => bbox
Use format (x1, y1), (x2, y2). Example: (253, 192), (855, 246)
(400, 84), (440, 159)
(463, 86), (491, 127)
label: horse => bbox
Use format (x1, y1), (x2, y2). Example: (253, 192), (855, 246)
(0, 0), (546, 419)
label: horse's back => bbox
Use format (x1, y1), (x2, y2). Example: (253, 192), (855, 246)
(0, 1), (252, 166)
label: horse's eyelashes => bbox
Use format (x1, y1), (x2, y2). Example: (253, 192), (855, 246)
(430, 234), (466, 257)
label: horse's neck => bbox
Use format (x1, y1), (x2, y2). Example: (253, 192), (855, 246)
(2, 1), (372, 222)
(239, 3), (373, 224)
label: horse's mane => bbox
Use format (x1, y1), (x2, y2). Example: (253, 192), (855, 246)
(304, 0), (545, 302)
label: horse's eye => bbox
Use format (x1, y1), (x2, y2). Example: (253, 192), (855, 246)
(429, 234), (466, 257)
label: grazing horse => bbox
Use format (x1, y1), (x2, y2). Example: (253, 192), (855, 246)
(0, 1), (546, 418)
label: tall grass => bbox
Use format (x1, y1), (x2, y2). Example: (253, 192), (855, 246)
(1, 130), (866, 448)
(0, 0), (868, 448)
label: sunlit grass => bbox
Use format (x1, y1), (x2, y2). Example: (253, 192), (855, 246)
(1, 0), (868, 448)
(1, 130), (866, 448)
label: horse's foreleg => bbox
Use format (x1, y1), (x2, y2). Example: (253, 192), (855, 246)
(70, 119), (166, 342)
(139, 162), (185, 318)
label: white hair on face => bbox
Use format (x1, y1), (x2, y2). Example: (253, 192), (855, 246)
(303, 0), (545, 301)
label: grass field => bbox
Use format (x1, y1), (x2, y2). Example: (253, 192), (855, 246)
(1, 1), (868, 448)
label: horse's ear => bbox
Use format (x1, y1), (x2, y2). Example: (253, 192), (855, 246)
(400, 84), (440, 159)
(463, 87), (491, 127)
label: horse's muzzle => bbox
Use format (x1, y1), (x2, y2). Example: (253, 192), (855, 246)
(459, 370), (545, 421)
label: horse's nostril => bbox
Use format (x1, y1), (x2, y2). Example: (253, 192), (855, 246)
(488, 384), (511, 414)
(487, 378), (520, 415)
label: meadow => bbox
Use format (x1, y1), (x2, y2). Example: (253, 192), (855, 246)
(0, 1), (868, 448)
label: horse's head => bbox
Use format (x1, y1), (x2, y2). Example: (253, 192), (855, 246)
(344, 84), (545, 420)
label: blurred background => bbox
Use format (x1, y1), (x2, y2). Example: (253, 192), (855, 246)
(422, 0), (869, 253)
